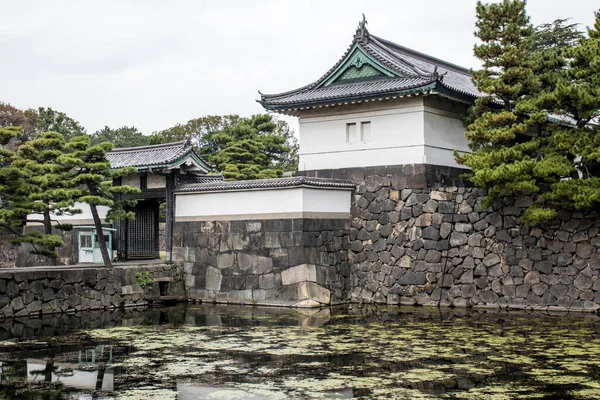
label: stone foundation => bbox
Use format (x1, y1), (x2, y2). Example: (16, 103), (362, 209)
(0, 230), (19, 268)
(4, 164), (600, 313)
(173, 219), (350, 307)
(324, 165), (600, 312)
(16, 226), (80, 267)
(0, 263), (185, 319)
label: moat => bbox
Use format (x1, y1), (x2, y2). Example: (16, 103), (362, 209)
(1, 304), (599, 399)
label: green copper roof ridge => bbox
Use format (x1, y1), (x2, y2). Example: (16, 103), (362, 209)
(319, 44), (397, 89)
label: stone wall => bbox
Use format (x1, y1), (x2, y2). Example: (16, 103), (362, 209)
(173, 218), (350, 307)
(302, 164), (600, 312)
(0, 263), (185, 319)
(16, 226), (79, 267)
(0, 307), (164, 341)
(159, 222), (166, 252)
(0, 230), (19, 268)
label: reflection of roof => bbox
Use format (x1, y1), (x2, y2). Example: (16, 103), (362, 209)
(175, 176), (355, 193)
(259, 24), (480, 114)
(106, 140), (212, 172)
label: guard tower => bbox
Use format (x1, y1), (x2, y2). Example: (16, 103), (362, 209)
(259, 16), (479, 176)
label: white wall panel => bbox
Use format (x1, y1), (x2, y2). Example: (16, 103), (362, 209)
(175, 187), (351, 221)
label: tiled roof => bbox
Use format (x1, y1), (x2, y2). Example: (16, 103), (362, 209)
(259, 25), (481, 113)
(260, 76), (435, 107)
(368, 35), (480, 98)
(179, 174), (226, 185)
(106, 140), (211, 172)
(175, 176), (355, 193)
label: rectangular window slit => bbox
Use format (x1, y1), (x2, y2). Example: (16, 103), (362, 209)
(361, 121), (371, 142)
(346, 123), (357, 143)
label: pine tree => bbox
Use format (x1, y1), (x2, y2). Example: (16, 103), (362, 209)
(457, 0), (549, 209)
(0, 126), (21, 229)
(457, 1), (599, 225)
(36, 107), (86, 141)
(90, 126), (148, 148)
(148, 113), (299, 177)
(212, 114), (291, 180)
(5, 132), (82, 262)
(540, 11), (600, 219)
(60, 136), (139, 267)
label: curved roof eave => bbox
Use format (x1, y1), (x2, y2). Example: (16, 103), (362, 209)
(259, 25), (480, 111)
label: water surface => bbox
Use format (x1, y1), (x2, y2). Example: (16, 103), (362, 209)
(1, 304), (599, 399)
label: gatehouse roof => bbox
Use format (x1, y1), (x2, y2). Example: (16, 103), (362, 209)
(107, 140), (212, 173)
(258, 19), (481, 115)
(175, 176), (355, 193)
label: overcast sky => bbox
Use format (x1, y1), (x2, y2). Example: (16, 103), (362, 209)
(1, 0), (597, 136)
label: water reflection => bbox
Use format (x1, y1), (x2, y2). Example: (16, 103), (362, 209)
(0, 304), (599, 399)
(27, 358), (114, 391)
(177, 382), (354, 399)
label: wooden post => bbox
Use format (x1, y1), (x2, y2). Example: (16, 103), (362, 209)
(165, 172), (175, 263)
(154, 199), (160, 258)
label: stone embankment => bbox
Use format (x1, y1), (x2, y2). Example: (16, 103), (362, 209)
(349, 175), (600, 312)
(174, 219), (350, 307)
(0, 264), (184, 319)
(0, 231), (19, 268)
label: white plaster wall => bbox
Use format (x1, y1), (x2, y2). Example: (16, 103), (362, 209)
(296, 97), (471, 170)
(122, 174), (140, 189)
(27, 202), (109, 225)
(175, 187), (351, 221)
(298, 99), (425, 171)
(423, 107), (470, 168)
(147, 174), (166, 189)
(302, 188), (352, 214)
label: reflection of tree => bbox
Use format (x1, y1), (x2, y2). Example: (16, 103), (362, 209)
(44, 360), (53, 382)
(96, 364), (106, 391)
(29, 359), (57, 382)
(78, 345), (113, 391)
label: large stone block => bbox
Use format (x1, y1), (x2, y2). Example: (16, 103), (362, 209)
(573, 274), (593, 291)
(296, 281), (331, 305)
(259, 274), (275, 290)
(216, 289), (253, 304)
(253, 256), (274, 275)
(449, 232), (468, 247)
(281, 264), (317, 286)
(217, 253), (234, 269)
(205, 266), (222, 291)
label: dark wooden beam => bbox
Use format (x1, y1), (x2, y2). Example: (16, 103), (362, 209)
(165, 171), (175, 263)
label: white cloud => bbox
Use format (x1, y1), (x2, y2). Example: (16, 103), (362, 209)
(1, 0), (597, 136)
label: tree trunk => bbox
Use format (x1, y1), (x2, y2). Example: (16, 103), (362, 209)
(95, 364), (106, 390)
(44, 360), (54, 382)
(89, 203), (113, 268)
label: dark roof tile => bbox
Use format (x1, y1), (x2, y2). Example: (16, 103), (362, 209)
(259, 26), (480, 112)
(107, 140), (211, 172)
(179, 174), (226, 185)
(175, 176), (355, 193)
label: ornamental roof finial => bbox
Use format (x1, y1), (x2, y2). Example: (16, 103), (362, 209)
(355, 13), (369, 41)
(359, 13), (367, 30)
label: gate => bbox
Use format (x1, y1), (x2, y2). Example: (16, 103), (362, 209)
(126, 200), (159, 259)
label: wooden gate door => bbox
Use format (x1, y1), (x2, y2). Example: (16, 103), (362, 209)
(126, 200), (158, 259)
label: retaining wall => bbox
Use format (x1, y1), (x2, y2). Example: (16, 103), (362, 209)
(16, 226), (79, 267)
(0, 263), (185, 319)
(0, 231), (19, 268)
(173, 218), (350, 307)
(303, 164), (600, 312)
